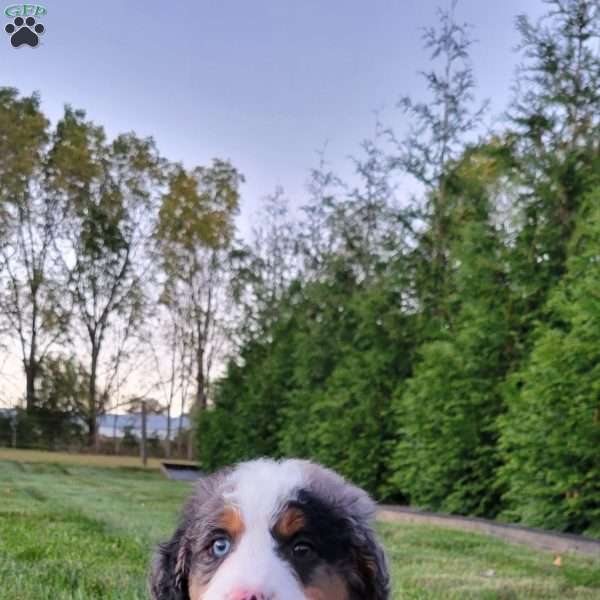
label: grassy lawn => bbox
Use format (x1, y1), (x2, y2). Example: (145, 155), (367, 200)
(0, 458), (599, 599)
(0, 447), (196, 470)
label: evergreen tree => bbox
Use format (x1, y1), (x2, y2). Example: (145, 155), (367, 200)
(500, 182), (600, 536)
(508, 0), (600, 337)
(391, 0), (488, 328)
(277, 267), (359, 460)
(198, 307), (297, 470)
(297, 274), (416, 497)
(498, 0), (600, 533)
(390, 146), (515, 516)
(194, 0), (600, 533)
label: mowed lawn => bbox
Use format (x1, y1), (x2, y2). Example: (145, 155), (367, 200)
(1, 458), (599, 599)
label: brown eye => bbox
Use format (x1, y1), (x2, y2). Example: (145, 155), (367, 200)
(292, 541), (314, 559)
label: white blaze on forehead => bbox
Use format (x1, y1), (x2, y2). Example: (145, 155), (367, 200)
(224, 458), (307, 525)
(202, 459), (309, 600)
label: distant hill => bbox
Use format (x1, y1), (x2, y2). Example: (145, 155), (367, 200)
(1, 409), (189, 440)
(98, 413), (190, 439)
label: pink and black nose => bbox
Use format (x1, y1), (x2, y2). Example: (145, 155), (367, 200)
(228, 590), (272, 600)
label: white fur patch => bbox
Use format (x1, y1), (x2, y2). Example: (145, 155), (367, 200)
(225, 458), (306, 525)
(203, 459), (309, 600)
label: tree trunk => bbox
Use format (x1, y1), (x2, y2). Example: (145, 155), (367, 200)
(195, 342), (206, 411)
(11, 413), (17, 448)
(24, 360), (36, 412)
(112, 413), (119, 454)
(86, 415), (96, 450)
(177, 403), (185, 458)
(187, 428), (193, 461)
(165, 404), (172, 458)
(25, 297), (39, 411)
(88, 345), (100, 450)
(140, 400), (147, 467)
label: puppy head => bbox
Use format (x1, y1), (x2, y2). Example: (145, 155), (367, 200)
(150, 459), (389, 600)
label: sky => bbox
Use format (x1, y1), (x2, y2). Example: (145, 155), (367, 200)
(1, 0), (546, 406)
(2, 0), (546, 234)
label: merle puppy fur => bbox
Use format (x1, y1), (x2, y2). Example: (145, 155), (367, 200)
(150, 460), (390, 600)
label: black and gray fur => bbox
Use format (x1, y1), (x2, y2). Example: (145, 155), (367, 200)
(301, 461), (390, 600)
(150, 468), (231, 600)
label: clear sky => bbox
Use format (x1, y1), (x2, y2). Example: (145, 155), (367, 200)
(3, 0), (545, 236)
(1, 0), (546, 406)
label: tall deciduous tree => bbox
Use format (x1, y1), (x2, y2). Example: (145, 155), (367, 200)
(230, 189), (299, 341)
(148, 302), (195, 458)
(47, 107), (163, 446)
(0, 88), (70, 410)
(156, 160), (242, 414)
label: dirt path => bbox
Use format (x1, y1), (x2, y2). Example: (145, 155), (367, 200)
(377, 505), (600, 557)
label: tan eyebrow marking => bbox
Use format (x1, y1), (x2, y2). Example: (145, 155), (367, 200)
(275, 506), (306, 538)
(218, 504), (245, 539)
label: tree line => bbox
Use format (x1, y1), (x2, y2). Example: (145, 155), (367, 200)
(0, 93), (242, 452)
(199, 0), (600, 536)
(1, 0), (599, 534)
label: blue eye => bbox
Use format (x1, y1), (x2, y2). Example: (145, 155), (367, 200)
(211, 536), (231, 558)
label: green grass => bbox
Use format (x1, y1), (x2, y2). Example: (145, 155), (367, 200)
(0, 459), (599, 599)
(0, 447), (196, 470)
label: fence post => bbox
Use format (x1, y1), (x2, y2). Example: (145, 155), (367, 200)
(140, 400), (148, 467)
(187, 427), (193, 461)
(11, 412), (17, 448)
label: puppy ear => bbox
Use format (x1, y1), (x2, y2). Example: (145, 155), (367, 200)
(150, 469), (230, 600)
(351, 525), (390, 600)
(150, 525), (190, 600)
(301, 461), (390, 599)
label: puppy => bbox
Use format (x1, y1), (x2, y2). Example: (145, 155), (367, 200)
(150, 458), (389, 600)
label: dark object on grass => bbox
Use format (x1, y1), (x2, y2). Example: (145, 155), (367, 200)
(160, 462), (202, 481)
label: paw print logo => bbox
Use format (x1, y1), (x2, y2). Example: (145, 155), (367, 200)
(5, 16), (45, 48)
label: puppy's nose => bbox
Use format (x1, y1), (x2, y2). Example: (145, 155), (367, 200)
(228, 590), (270, 600)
